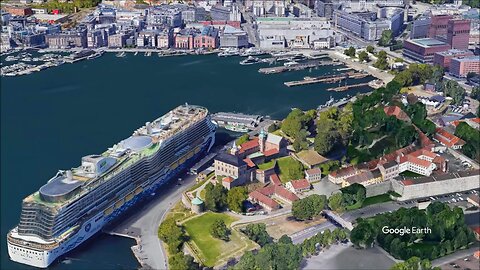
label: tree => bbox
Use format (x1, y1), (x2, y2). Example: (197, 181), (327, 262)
(366, 45), (375, 54)
(281, 108), (307, 138)
(268, 122), (279, 133)
(470, 86), (480, 100)
(293, 129), (309, 152)
(233, 251), (257, 270)
(358, 51), (370, 62)
(236, 134), (249, 146)
(344, 46), (356, 57)
(169, 252), (201, 270)
(158, 218), (185, 253)
(292, 194), (326, 220)
(467, 72), (477, 80)
(394, 70), (413, 87)
(328, 192), (344, 212)
(210, 219), (230, 241)
(378, 30), (394, 46)
(443, 79), (465, 105)
(278, 234), (293, 244)
(204, 183), (227, 212)
(350, 220), (376, 248)
(227, 186), (248, 213)
(314, 130), (339, 155)
(242, 223), (272, 246)
(374, 50), (389, 70)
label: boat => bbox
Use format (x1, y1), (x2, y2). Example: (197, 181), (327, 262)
(218, 48), (239, 57)
(87, 51), (104, 60)
(5, 56), (17, 62)
(224, 124), (250, 133)
(116, 52), (126, 58)
(240, 47), (265, 57)
(240, 56), (262, 65)
(7, 104), (217, 268)
(289, 54), (307, 62)
(284, 61), (299, 67)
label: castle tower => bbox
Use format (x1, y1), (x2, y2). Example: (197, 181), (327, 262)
(259, 128), (266, 153)
(230, 141), (239, 156)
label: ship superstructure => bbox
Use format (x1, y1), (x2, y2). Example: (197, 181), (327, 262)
(7, 104), (216, 268)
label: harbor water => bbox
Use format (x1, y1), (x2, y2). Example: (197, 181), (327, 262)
(0, 52), (372, 270)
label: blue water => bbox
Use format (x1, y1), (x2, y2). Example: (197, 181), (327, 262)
(0, 52), (372, 270)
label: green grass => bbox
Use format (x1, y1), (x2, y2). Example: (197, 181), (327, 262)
(277, 156), (305, 183)
(362, 194), (393, 207)
(183, 212), (254, 267)
(257, 160), (276, 170)
(400, 171), (424, 177)
(187, 172), (214, 192)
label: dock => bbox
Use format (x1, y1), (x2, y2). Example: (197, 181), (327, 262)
(283, 72), (368, 87)
(326, 82), (371, 92)
(258, 61), (340, 74)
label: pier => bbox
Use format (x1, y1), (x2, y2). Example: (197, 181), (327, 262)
(258, 61), (340, 74)
(283, 72), (369, 87)
(326, 82), (371, 92)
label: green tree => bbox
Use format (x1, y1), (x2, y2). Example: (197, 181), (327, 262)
(169, 252), (201, 270)
(328, 192), (344, 212)
(267, 122), (279, 133)
(158, 218), (185, 253)
(210, 219), (230, 241)
(278, 234), (293, 244)
(292, 194), (326, 220)
(233, 251), (257, 270)
(374, 50), (389, 70)
(358, 51), (370, 62)
(242, 223), (272, 246)
(227, 186), (248, 213)
(378, 30), (394, 46)
(281, 108), (307, 138)
(314, 130), (339, 155)
(366, 45), (375, 53)
(236, 134), (249, 146)
(470, 86), (480, 100)
(344, 46), (356, 57)
(204, 183), (228, 212)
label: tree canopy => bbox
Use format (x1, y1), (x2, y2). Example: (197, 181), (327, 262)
(227, 186), (248, 213)
(210, 219), (231, 241)
(242, 223), (273, 247)
(292, 194), (327, 220)
(378, 30), (394, 46)
(204, 183), (228, 212)
(374, 50), (389, 70)
(344, 46), (356, 57)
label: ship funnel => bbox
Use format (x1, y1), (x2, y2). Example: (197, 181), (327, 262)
(66, 170), (73, 179)
(146, 122), (152, 135)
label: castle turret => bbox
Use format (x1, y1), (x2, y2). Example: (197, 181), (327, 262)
(259, 128), (266, 153)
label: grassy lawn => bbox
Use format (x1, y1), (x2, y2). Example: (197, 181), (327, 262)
(277, 156), (305, 183)
(362, 194), (393, 207)
(183, 212), (255, 267)
(257, 160), (276, 170)
(400, 171), (424, 177)
(165, 201), (195, 223)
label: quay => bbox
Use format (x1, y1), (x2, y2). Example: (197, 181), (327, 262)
(258, 61), (340, 74)
(326, 82), (371, 91)
(283, 71), (368, 87)
(211, 112), (264, 131)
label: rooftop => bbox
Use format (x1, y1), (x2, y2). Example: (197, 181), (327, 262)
(408, 38), (448, 47)
(215, 152), (247, 167)
(452, 55), (480, 62)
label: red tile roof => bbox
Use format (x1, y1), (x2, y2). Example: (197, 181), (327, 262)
(243, 158), (256, 168)
(384, 106), (411, 122)
(399, 155), (432, 168)
(472, 226), (480, 235)
(263, 148), (279, 157)
(289, 179), (310, 190)
(249, 190), (279, 209)
(239, 137), (259, 153)
(274, 186), (299, 202)
(269, 174), (282, 186)
(402, 179), (414, 186)
(410, 148), (437, 160)
(306, 168), (322, 175)
(223, 176), (234, 183)
(435, 128), (465, 147)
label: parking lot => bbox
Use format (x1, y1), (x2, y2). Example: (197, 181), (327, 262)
(397, 189), (479, 207)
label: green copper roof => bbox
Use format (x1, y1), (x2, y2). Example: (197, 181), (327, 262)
(192, 197), (204, 205)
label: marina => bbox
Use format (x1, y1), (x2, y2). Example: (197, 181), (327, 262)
(258, 61), (341, 74)
(283, 71), (369, 87)
(326, 82), (371, 92)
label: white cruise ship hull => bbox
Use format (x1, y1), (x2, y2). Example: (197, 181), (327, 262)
(8, 129), (215, 268)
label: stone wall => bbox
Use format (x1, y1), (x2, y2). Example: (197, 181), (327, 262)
(392, 174), (480, 201)
(365, 181), (393, 197)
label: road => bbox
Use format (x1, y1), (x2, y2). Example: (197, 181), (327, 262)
(106, 171), (198, 270)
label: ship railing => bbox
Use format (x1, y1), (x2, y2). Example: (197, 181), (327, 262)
(7, 233), (59, 250)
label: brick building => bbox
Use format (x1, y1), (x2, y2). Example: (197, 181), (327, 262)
(433, 49), (474, 70)
(450, 56), (480, 78)
(447, 19), (471, 50)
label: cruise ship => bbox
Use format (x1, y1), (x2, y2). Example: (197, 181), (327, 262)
(7, 104), (216, 268)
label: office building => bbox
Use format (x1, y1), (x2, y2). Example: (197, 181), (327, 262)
(450, 56), (480, 78)
(403, 38), (451, 63)
(433, 49), (474, 69)
(447, 19), (470, 50)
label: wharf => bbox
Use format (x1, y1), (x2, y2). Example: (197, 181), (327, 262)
(258, 61), (340, 74)
(284, 72), (368, 87)
(327, 82), (370, 91)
